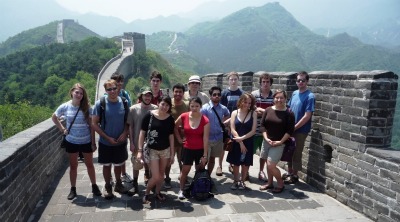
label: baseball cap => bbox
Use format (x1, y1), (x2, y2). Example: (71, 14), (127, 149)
(188, 75), (201, 84)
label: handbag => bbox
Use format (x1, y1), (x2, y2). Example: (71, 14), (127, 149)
(211, 107), (231, 151)
(143, 113), (153, 164)
(60, 105), (81, 149)
(281, 137), (296, 162)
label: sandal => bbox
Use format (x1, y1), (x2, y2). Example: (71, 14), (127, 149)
(258, 171), (267, 182)
(142, 194), (151, 204)
(284, 175), (299, 184)
(282, 173), (291, 180)
(271, 186), (285, 193)
(156, 192), (166, 201)
(259, 184), (274, 190)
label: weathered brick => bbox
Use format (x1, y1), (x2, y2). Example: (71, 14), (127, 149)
(345, 181), (365, 194)
(358, 160), (379, 174)
(377, 214), (396, 222)
(390, 210), (400, 222)
(374, 202), (390, 216)
(338, 154), (357, 167)
(363, 207), (379, 220)
(373, 184), (396, 198)
(351, 175), (373, 188)
(391, 182), (400, 193)
(336, 130), (351, 140)
(347, 199), (364, 213)
(352, 192), (375, 209)
(347, 165), (368, 178)
(369, 174), (390, 188)
(376, 159), (399, 172)
(365, 189), (388, 205)
(380, 169), (400, 183)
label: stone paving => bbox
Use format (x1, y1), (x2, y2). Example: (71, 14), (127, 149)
(29, 152), (372, 222)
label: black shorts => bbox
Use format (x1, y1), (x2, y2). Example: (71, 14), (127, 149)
(98, 142), (128, 165)
(65, 140), (93, 154)
(181, 148), (203, 166)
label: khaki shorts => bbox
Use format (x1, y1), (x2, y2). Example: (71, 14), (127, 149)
(149, 147), (171, 161)
(260, 140), (284, 163)
(208, 139), (224, 159)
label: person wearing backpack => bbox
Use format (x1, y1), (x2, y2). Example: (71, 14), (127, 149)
(92, 79), (129, 199)
(110, 73), (133, 184)
(174, 97), (210, 200)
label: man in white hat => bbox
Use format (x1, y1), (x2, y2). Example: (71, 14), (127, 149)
(184, 75), (210, 105)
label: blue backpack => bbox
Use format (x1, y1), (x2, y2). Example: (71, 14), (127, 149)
(188, 169), (213, 201)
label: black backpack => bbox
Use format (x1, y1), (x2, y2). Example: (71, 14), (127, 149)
(99, 96), (129, 130)
(187, 169), (214, 201)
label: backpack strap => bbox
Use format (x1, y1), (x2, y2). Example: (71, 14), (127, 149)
(99, 96), (106, 130)
(121, 96), (129, 123)
(99, 96), (129, 130)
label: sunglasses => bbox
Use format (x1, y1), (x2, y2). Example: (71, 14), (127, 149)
(106, 87), (118, 92)
(190, 82), (200, 85)
(296, 79), (306, 83)
(212, 93), (221, 97)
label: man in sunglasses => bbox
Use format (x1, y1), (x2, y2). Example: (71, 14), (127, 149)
(184, 75), (210, 105)
(92, 79), (130, 199)
(285, 71), (315, 184)
(201, 86), (230, 178)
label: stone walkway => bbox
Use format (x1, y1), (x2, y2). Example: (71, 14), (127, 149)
(29, 152), (371, 222)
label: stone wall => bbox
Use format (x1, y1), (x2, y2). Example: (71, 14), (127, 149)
(0, 119), (67, 222)
(201, 70), (400, 222)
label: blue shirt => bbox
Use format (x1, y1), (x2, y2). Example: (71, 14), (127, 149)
(221, 88), (244, 113)
(93, 97), (127, 146)
(288, 89), (315, 134)
(201, 101), (230, 142)
(54, 101), (92, 144)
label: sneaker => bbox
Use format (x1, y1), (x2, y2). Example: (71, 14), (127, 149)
(114, 182), (128, 194)
(238, 181), (246, 190)
(228, 165), (234, 173)
(92, 184), (102, 196)
(104, 184), (114, 200)
(258, 171), (267, 182)
(230, 181), (238, 190)
(164, 177), (172, 189)
(121, 173), (133, 183)
(284, 175), (299, 184)
(216, 166), (223, 176)
(67, 187), (77, 200)
(127, 182), (139, 196)
(142, 194), (150, 204)
(178, 190), (185, 200)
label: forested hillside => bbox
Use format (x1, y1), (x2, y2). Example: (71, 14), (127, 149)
(147, 3), (400, 74)
(0, 20), (100, 57)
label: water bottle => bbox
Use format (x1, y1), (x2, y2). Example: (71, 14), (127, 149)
(240, 152), (246, 162)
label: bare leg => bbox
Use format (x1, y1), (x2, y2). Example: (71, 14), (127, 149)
(69, 153), (79, 187)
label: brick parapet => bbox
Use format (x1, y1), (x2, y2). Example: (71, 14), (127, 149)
(0, 119), (67, 222)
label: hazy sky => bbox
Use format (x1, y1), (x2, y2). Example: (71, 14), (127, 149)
(56, 0), (219, 22)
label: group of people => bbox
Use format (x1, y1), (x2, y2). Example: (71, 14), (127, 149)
(52, 70), (315, 203)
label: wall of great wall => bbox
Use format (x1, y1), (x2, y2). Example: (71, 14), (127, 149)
(201, 70), (400, 221)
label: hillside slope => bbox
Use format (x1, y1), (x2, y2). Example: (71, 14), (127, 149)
(0, 20), (100, 57)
